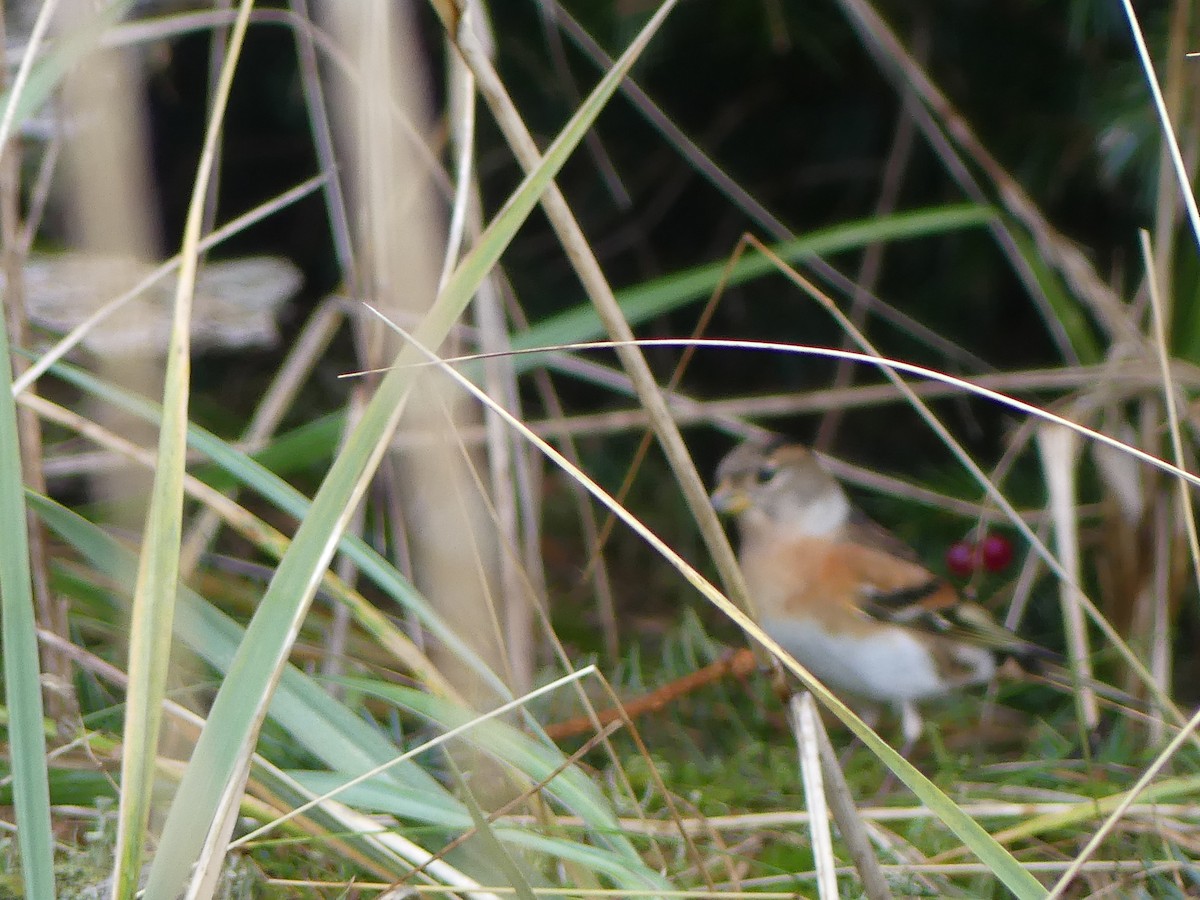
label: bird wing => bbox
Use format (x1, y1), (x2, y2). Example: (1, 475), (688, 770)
(828, 540), (958, 619)
(831, 540), (1049, 661)
(837, 512), (956, 616)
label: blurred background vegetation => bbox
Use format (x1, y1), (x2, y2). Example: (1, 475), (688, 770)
(131, 1), (1168, 439)
(130, 0), (1198, 601)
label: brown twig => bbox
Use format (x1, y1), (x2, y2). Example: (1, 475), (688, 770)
(543, 648), (758, 740)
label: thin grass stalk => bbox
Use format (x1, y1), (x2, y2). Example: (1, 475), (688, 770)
(792, 694), (838, 900)
(288, 0), (355, 279)
(447, 8), (535, 693)
(440, 13), (481, 291)
(455, 10), (755, 635)
(324, 402), (367, 691)
(1121, 0), (1200, 261)
(379, 449), (424, 650)
(501, 798), (1200, 833)
(111, 2), (257, 891)
(833, 0), (1134, 348)
(812, 702), (894, 900)
(503, 344), (553, 674)
(1035, 425), (1099, 731)
(90, 6), (285, 52)
(478, 258), (537, 695)
(200, 0), (232, 247)
(16, 128), (60, 254)
(814, 29), (920, 451)
(431, 341), (1200, 495)
(525, 359), (621, 657)
(1001, 518), (1053, 632)
(440, 360), (1192, 450)
(1147, 499), (1173, 744)
(1148, 0), (1192, 313)
(1139, 229), (1199, 741)
(534, 1), (629, 207)
(491, 289), (558, 645)
(1045, 703), (1200, 898)
(1141, 229), (1200, 638)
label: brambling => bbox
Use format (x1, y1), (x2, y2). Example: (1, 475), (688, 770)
(711, 439), (1043, 744)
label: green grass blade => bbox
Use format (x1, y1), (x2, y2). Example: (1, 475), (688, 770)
(514, 203), (993, 355)
(0, 6), (140, 894)
(1007, 225), (1103, 364)
(28, 493), (444, 796)
(455, 768), (538, 900)
(142, 7), (680, 895)
(0, 312), (55, 900)
(34, 496), (472, 880)
(111, 4), (256, 892)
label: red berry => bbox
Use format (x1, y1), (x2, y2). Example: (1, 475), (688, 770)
(946, 540), (978, 577)
(980, 534), (1014, 572)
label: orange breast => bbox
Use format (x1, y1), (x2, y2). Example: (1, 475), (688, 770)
(740, 537), (866, 631)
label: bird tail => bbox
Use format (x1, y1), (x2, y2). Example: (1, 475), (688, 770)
(941, 601), (1059, 669)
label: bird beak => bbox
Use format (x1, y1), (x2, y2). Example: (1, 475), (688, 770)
(710, 482), (750, 515)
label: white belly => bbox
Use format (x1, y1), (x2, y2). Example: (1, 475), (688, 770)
(762, 616), (995, 703)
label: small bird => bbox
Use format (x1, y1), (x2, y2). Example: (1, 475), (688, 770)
(711, 438), (1043, 744)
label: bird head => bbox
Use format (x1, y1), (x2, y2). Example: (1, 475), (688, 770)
(711, 440), (849, 538)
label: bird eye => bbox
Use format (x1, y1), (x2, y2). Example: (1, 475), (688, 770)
(754, 464), (776, 485)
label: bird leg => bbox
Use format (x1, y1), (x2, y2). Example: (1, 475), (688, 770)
(898, 701), (924, 754)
